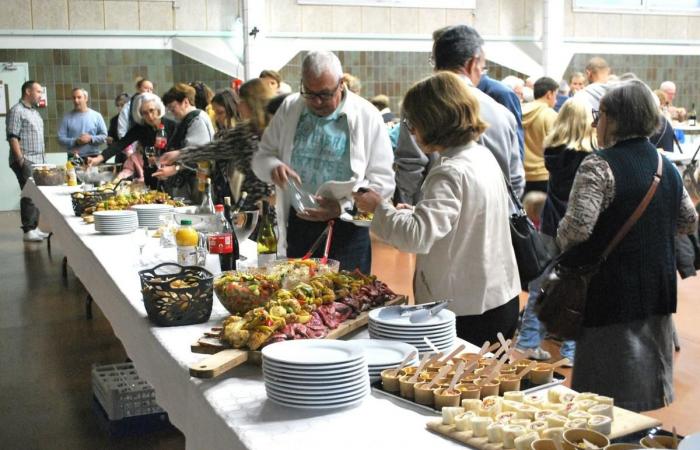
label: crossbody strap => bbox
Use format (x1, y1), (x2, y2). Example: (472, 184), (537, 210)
(601, 152), (663, 260)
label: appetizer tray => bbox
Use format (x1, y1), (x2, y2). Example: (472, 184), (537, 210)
(370, 371), (566, 416)
(188, 295), (407, 378)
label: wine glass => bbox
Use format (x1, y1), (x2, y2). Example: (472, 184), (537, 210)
(231, 210), (259, 261)
(144, 146), (157, 168)
(135, 226), (150, 265)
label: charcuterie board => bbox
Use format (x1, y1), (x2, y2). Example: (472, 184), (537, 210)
(188, 295), (407, 378)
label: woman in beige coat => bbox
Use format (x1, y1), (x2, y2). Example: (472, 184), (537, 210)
(354, 72), (520, 346)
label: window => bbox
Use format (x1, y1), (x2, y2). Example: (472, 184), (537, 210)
(574, 0), (700, 14)
(297, 0), (476, 9)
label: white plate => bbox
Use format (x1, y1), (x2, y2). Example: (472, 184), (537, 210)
(368, 328), (455, 342)
(93, 210), (137, 217)
(265, 378), (369, 397)
(97, 229), (137, 235)
(366, 331), (456, 343)
(266, 384), (369, 403)
(339, 212), (372, 227)
(262, 359), (367, 376)
(679, 432), (700, 450)
(131, 204), (174, 211)
(262, 365), (367, 383)
(262, 355), (366, 371)
(368, 322), (455, 336)
(369, 307), (455, 328)
(266, 392), (367, 410)
(264, 374), (368, 393)
(351, 339), (418, 366)
(369, 318), (456, 333)
(262, 339), (365, 366)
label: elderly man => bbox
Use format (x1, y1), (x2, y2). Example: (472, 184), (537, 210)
(58, 88), (107, 158)
(6, 80), (49, 242)
(432, 25), (525, 197)
(393, 25), (524, 205)
(252, 51), (394, 273)
(660, 80), (687, 122)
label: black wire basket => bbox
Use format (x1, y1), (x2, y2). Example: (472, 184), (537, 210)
(138, 263), (213, 327)
(71, 189), (116, 216)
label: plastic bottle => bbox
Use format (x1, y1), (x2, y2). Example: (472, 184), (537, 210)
(154, 123), (167, 151)
(256, 200), (277, 266)
(65, 160), (77, 186)
(208, 204), (237, 272)
(176, 219), (199, 266)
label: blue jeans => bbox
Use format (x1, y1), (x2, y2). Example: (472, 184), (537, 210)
(516, 270), (576, 361)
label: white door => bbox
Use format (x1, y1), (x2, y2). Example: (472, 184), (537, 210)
(0, 62), (30, 211)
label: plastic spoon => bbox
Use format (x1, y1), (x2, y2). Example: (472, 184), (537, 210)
(493, 339), (512, 359)
(423, 336), (441, 354)
(481, 352), (510, 384)
(549, 358), (571, 370)
(516, 360), (538, 380)
(477, 341), (491, 356)
(673, 426), (679, 449)
(389, 350), (418, 377)
(438, 344), (465, 364)
(407, 353), (433, 383)
(447, 361), (466, 391)
(458, 359), (481, 381)
(425, 364), (452, 390)
(487, 341), (501, 354)
(497, 332), (508, 350)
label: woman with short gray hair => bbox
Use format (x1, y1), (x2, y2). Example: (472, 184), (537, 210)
(556, 79), (698, 411)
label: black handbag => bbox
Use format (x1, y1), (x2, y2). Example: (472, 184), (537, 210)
(535, 153), (663, 340)
(507, 184), (552, 290)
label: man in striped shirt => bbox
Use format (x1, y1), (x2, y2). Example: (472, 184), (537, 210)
(6, 80), (48, 242)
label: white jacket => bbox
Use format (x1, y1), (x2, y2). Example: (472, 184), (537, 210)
(371, 142), (520, 316)
(252, 91), (395, 252)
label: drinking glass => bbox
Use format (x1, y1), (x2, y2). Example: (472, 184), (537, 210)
(231, 210), (259, 261)
(144, 146), (157, 168)
(135, 226), (150, 264)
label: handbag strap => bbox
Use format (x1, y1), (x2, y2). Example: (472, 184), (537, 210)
(601, 152), (663, 260)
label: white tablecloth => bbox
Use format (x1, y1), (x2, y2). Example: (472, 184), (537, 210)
(24, 181), (472, 450)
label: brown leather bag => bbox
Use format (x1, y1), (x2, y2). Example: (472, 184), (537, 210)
(535, 153), (663, 340)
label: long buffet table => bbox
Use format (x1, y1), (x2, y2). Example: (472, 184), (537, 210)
(24, 180), (470, 450)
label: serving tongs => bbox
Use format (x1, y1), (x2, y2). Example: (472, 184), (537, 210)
(302, 220), (333, 260)
(377, 299), (452, 320)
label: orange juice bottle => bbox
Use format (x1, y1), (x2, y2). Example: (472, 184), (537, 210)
(176, 220), (199, 266)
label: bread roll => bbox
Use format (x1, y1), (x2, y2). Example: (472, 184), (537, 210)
(442, 406), (465, 425)
(454, 410), (476, 431)
(471, 415), (493, 437)
(514, 431), (539, 450)
(487, 422), (505, 443)
(588, 403), (614, 419)
(543, 427), (565, 444)
(504, 391), (525, 403)
(587, 414), (612, 435)
(503, 424), (526, 449)
(461, 398), (482, 412)
(545, 414), (568, 428)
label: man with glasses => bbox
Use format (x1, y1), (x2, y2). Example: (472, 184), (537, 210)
(252, 51), (394, 273)
(393, 25), (524, 205)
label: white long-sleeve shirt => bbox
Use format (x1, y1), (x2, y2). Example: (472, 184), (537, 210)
(252, 91), (395, 252)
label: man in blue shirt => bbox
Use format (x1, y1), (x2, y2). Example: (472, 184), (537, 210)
(58, 88), (107, 158)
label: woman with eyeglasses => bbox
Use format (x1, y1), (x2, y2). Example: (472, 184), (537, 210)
(514, 98), (597, 364)
(556, 79), (697, 411)
(88, 93), (176, 189)
(354, 71), (520, 346)
(155, 80), (276, 212)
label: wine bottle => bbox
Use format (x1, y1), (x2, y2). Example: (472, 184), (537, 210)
(232, 191), (248, 213)
(689, 103), (697, 127)
(256, 200), (277, 266)
(221, 197), (240, 271)
(196, 177), (215, 215)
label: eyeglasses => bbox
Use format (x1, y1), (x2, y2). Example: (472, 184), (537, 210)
(300, 80), (342, 102)
(592, 109), (601, 126)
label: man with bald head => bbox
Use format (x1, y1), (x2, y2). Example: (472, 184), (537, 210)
(575, 56), (611, 110)
(660, 80), (687, 122)
(58, 87), (107, 158)
(253, 50), (394, 273)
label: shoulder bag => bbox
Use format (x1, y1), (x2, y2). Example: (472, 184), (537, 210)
(507, 183), (552, 290)
(535, 152), (663, 340)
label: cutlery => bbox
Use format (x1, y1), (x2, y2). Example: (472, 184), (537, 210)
(447, 361), (466, 391)
(388, 350), (417, 377)
(438, 344), (465, 364)
(425, 364), (452, 390)
(320, 220), (334, 265)
(423, 336), (441, 354)
(673, 426), (679, 449)
(407, 353), (432, 383)
(517, 360), (537, 379)
(377, 300), (450, 319)
(302, 223), (331, 260)
(409, 299), (453, 323)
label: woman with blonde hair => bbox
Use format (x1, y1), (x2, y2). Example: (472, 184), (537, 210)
(515, 98), (597, 364)
(354, 71), (520, 346)
(156, 79), (275, 211)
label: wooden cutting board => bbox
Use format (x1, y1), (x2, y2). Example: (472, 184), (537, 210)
(426, 405), (661, 449)
(188, 295), (407, 378)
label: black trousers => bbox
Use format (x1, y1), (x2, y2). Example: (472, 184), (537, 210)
(286, 208), (371, 274)
(524, 180), (548, 196)
(9, 159), (39, 232)
(455, 296), (520, 347)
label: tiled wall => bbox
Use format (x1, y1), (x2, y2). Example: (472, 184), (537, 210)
(564, 54), (700, 111)
(0, 49), (232, 154)
(280, 51), (525, 114)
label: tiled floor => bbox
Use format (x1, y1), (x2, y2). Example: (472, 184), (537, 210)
(0, 211), (697, 449)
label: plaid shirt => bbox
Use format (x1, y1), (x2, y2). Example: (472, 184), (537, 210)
(6, 100), (45, 164)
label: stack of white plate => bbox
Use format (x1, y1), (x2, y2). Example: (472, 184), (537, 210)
(94, 210), (138, 234)
(368, 307), (457, 353)
(352, 339), (418, 383)
(262, 340), (370, 410)
(131, 204), (174, 229)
